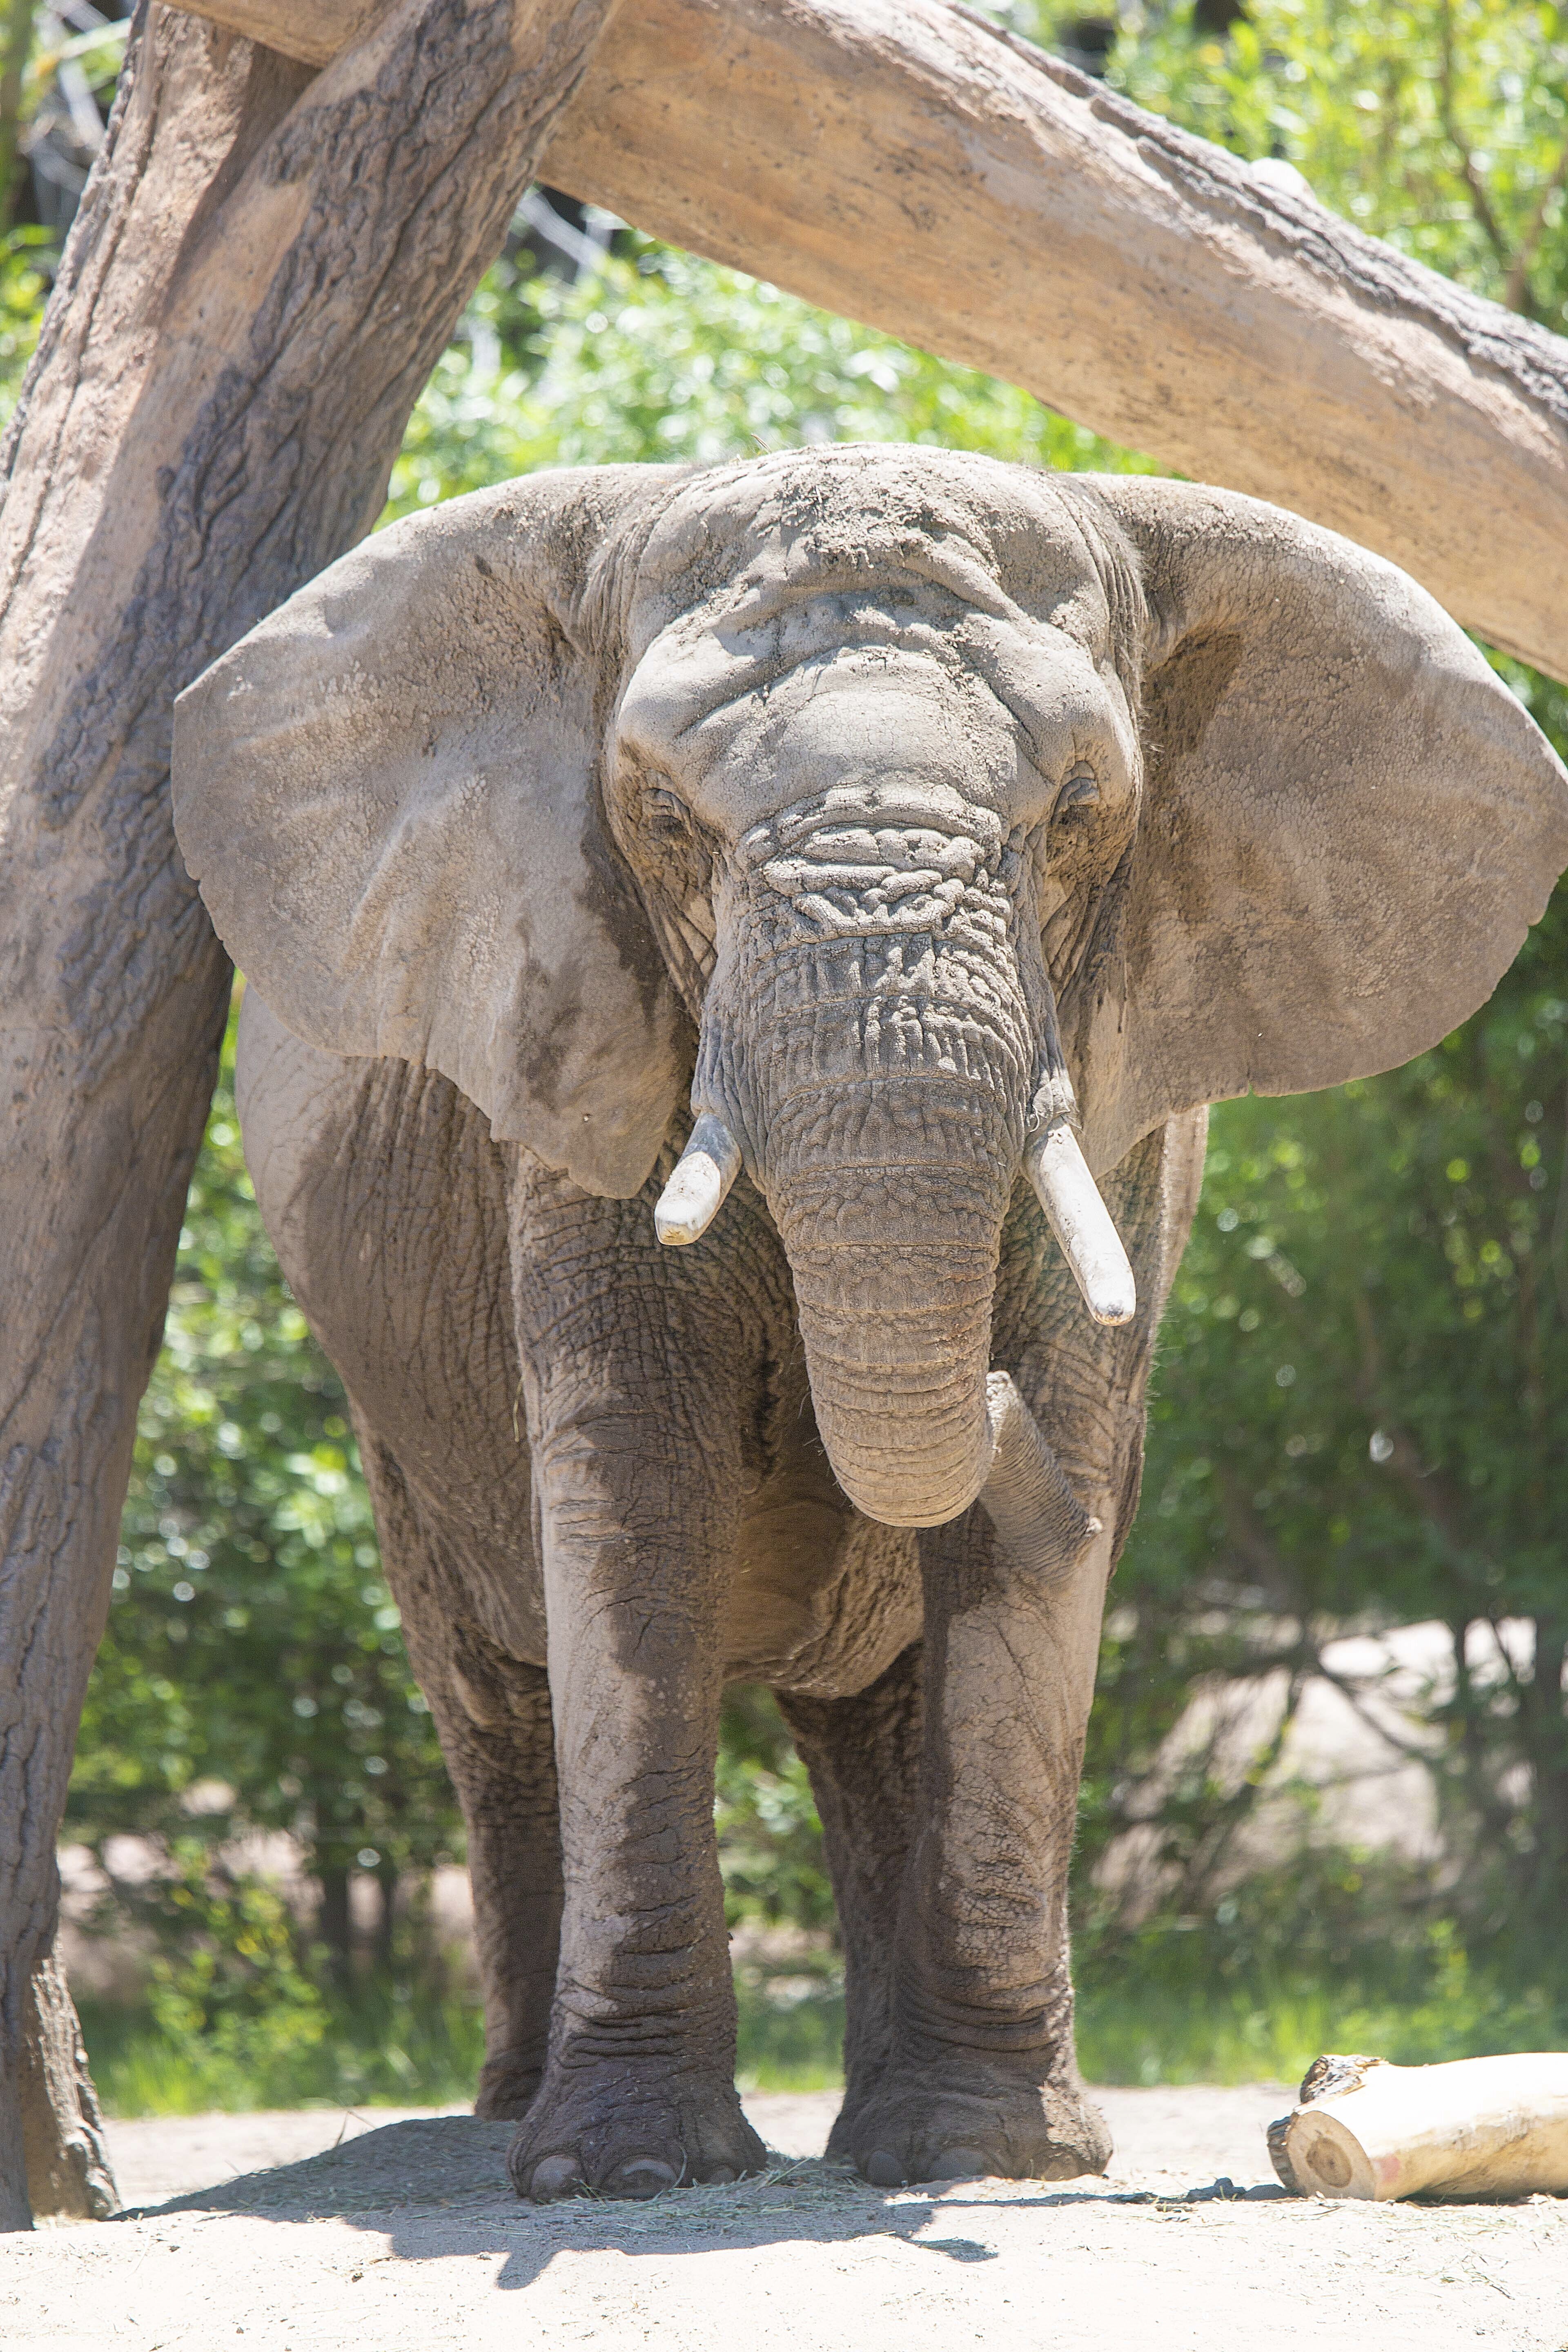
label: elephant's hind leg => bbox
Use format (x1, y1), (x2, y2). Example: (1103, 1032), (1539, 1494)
(357, 1430), (562, 2117)
(774, 1644), (922, 2158)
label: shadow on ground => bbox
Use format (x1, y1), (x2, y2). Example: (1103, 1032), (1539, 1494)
(120, 2114), (1295, 2293)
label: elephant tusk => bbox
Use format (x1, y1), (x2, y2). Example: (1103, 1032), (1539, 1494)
(1025, 1118), (1136, 1327)
(654, 1113), (742, 1246)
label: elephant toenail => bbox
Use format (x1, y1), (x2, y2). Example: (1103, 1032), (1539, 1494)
(924, 2147), (991, 2182)
(526, 2153), (584, 2202)
(703, 2165), (739, 2185)
(607, 2158), (679, 2199)
(863, 2149), (906, 2188)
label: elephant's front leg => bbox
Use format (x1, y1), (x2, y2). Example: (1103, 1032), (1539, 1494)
(844, 1479), (1114, 2188)
(504, 1169), (768, 2202)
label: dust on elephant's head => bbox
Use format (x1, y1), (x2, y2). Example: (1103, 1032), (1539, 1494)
(172, 446), (1568, 1527)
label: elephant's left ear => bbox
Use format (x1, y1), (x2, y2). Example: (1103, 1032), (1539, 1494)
(1060, 477), (1568, 1173)
(173, 469), (693, 1198)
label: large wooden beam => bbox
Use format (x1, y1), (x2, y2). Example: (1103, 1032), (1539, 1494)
(165, 0), (1568, 683)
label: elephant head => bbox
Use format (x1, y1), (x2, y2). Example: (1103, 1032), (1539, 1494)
(172, 447), (1568, 1530)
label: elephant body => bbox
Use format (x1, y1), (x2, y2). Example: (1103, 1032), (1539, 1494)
(174, 446), (1568, 2194)
(237, 987), (1203, 2176)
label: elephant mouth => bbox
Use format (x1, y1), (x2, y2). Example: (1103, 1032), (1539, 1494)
(657, 1109), (1134, 1333)
(655, 1100), (1134, 1530)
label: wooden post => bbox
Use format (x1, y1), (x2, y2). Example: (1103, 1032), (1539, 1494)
(163, 0), (1568, 684)
(1270, 2052), (1568, 2201)
(0, 0), (621, 2231)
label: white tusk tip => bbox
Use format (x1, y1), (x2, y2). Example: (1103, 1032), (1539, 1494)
(655, 1155), (726, 1246)
(1027, 1119), (1138, 1328)
(653, 1114), (742, 1247)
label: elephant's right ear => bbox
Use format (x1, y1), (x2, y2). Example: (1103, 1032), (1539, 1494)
(1058, 476), (1568, 1174)
(174, 470), (692, 1198)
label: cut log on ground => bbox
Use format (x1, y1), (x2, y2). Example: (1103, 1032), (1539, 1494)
(1268, 2052), (1568, 2202)
(165, 0), (1568, 683)
(0, 0), (621, 2232)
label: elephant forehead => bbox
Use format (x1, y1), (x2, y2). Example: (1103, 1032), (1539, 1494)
(688, 649), (1022, 781)
(622, 443), (1113, 652)
(616, 610), (1128, 833)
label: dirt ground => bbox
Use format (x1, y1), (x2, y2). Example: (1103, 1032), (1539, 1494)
(3, 2085), (1564, 2350)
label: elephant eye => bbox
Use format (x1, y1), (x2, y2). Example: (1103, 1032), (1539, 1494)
(1054, 763), (1100, 819)
(643, 782), (693, 842)
(1051, 764), (1100, 839)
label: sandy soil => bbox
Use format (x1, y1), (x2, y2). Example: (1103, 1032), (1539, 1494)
(3, 2086), (1564, 2351)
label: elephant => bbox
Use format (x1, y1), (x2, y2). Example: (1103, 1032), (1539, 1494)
(170, 444), (1568, 2199)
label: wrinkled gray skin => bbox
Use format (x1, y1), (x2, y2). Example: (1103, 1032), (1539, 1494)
(172, 448), (1568, 2200)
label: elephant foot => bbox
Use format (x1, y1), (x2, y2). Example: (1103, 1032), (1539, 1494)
(474, 2047), (545, 2120)
(507, 2060), (767, 2201)
(831, 2063), (1111, 2188)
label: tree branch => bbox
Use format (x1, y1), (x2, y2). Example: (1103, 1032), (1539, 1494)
(1437, 0), (1512, 283)
(1505, 142), (1568, 317)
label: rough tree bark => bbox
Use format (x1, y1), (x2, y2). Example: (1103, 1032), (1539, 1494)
(0, 0), (621, 2231)
(172, 0), (1568, 682)
(17, 1938), (116, 2220)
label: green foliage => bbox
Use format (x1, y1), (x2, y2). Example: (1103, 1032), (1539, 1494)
(138, 1850), (328, 2080)
(0, 219), (46, 419)
(386, 235), (1156, 517)
(82, 1976), (486, 2116)
(85, 1973), (845, 2114)
(715, 1688), (835, 1935)
(1112, 858), (1568, 1964)
(1100, 0), (1568, 324)
(1076, 1842), (1568, 2084)
(1077, 1925), (1566, 2086)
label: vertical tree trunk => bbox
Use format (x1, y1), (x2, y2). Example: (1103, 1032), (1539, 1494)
(317, 1865), (354, 1989)
(374, 1864), (399, 1977)
(1517, 1613), (1568, 1953)
(0, 0), (620, 2230)
(18, 1936), (117, 2220)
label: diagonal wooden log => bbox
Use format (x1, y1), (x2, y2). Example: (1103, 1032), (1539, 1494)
(167, 0), (1568, 683)
(0, 0), (621, 2230)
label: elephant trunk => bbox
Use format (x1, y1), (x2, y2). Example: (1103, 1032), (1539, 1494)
(667, 804), (1136, 1529)
(765, 1087), (1013, 1527)
(699, 885), (1033, 1526)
